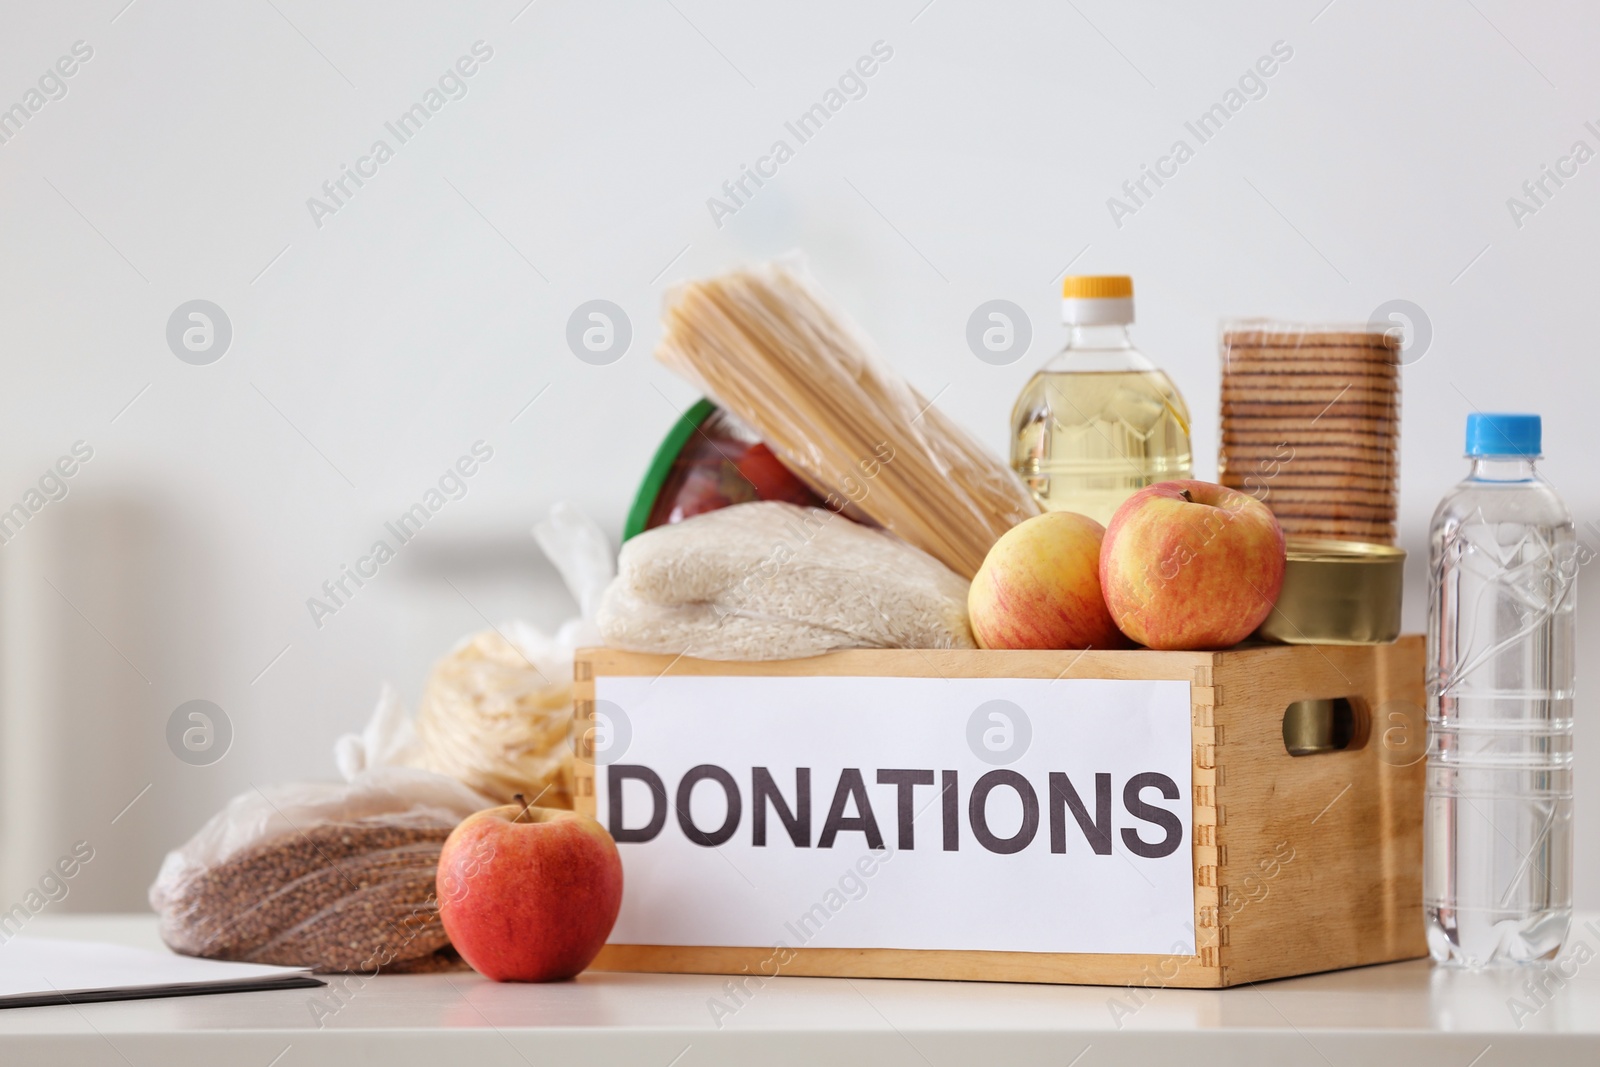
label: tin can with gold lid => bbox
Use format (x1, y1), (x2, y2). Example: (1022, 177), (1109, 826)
(1257, 537), (1405, 645)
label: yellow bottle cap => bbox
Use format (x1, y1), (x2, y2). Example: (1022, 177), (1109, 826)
(1061, 276), (1134, 325)
(1061, 275), (1133, 299)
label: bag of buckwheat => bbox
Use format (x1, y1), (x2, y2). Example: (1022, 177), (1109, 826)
(148, 691), (495, 974)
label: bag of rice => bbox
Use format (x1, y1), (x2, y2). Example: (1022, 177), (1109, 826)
(597, 501), (975, 660)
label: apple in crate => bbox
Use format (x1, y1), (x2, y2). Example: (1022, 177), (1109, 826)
(437, 796), (623, 982)
(1099, 480), (1286, 650)
(968, 511), (1127, 650)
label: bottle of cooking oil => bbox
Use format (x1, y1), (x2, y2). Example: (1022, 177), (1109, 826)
(1010, 275), (1192, 525)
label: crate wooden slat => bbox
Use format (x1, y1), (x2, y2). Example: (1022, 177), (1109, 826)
(573, 639), (1426, 987)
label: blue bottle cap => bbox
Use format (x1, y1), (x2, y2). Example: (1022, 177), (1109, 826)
(1465, 413), (1541, 457)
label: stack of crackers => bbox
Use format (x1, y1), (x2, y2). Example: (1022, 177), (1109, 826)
(1218, 324), (1400, 545)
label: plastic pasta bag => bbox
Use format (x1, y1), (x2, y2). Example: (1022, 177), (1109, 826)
(409, 623), (578, 807)
(406, 503), (615, 805)
(654, 258), (1039, 579)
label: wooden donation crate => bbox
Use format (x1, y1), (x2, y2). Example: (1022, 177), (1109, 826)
(572, 638), (1426, 987)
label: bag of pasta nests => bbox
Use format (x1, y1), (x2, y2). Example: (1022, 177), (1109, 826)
(406, 503), (615, 807)
(409, 623), (577, 808)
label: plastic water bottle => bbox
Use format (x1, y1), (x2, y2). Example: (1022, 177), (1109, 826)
(1425, 413), (1576, 966)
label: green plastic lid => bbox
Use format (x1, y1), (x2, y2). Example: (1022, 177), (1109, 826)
(622, 397), (718, 542)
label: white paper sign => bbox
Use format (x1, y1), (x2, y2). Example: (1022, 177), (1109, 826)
(594, 675), (1194, 956)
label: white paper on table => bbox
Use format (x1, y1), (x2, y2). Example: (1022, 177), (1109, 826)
(0, 937), (322, 1008)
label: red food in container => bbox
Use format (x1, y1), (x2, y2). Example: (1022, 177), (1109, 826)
(623, 399), (825, 540)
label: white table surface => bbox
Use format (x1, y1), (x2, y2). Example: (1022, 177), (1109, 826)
(1, 914), (1596, 1066)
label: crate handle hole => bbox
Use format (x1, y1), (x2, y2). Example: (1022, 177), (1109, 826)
(1282, 697), (1369, 756)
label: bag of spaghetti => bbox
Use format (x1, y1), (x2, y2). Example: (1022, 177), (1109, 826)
(407, 504), (613, 806)
(654, 257), (1039, 580)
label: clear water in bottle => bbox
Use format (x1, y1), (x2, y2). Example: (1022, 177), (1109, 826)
(1425, 413), (1576, 967)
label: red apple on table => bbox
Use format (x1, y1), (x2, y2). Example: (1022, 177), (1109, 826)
(1099, 480), (1285, 650)
(968, 510), (1128, 650)
(437, 797), (623, 982)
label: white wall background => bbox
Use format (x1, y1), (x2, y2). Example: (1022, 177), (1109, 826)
(0, 0), (1595, 913)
